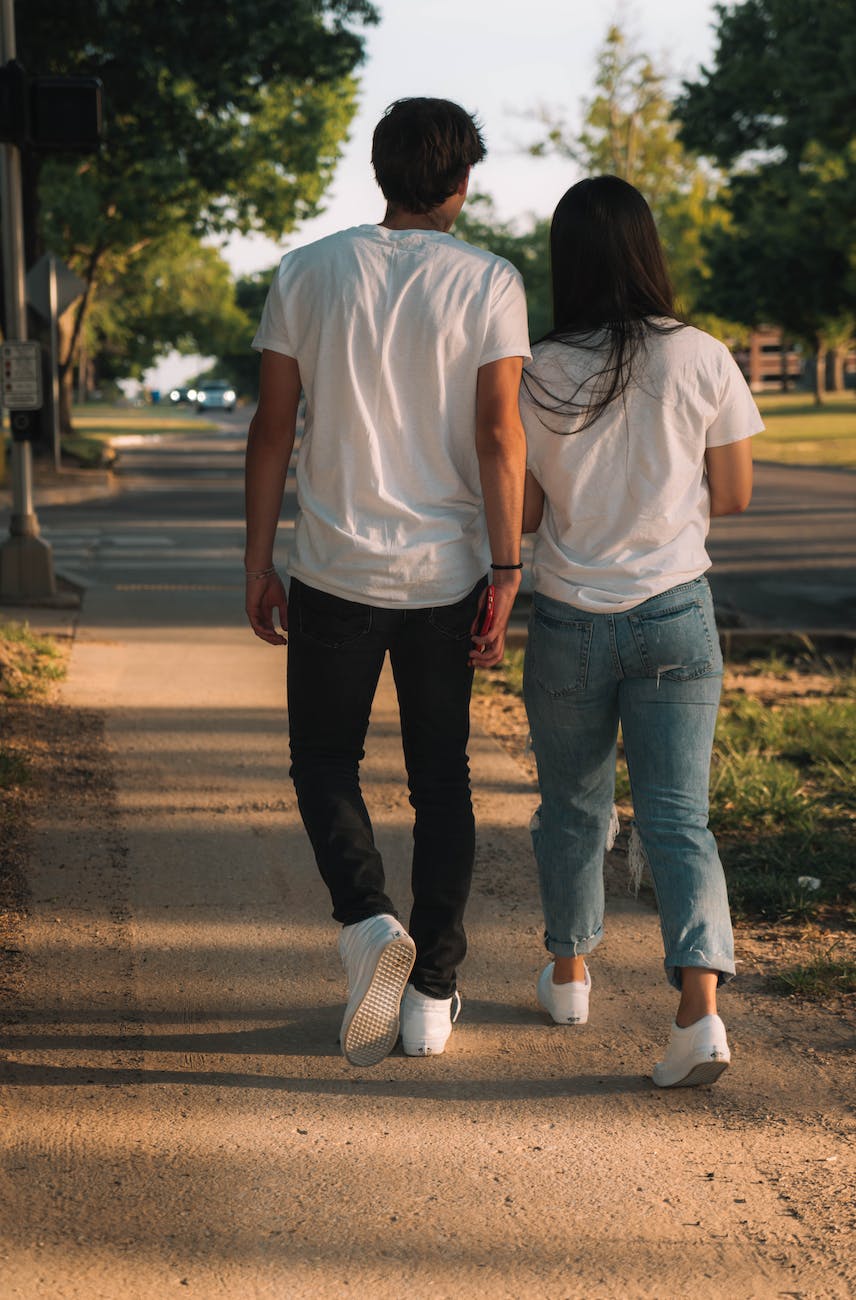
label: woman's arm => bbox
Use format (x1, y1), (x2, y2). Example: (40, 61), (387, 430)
(523, 470), (545, 532)
(705, 438), (753, 516)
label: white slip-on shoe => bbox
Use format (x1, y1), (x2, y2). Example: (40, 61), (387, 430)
(652, 1013), (731, 1088)
(537, 961), (591, 1024)
(400, 985), (462, 1056)
(338, 914), (416, 1067)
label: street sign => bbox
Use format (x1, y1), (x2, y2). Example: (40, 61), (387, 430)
(26, 252), (86, 320)
(2, 340), (43, 410)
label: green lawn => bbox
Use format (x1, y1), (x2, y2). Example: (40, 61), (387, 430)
(481, 649), (856, 930)
(61, 403), (220, 466)
(70, 403), (219, 433)
(57, 393), (856, 471)
(754, 391), (856, 468)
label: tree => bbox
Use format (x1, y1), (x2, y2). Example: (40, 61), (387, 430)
(15, 0), (377, 435)
(677, 0), (856, 400)
(526, 24), (732, 324)
(453, 197), (552, 341)
(209, 269), (277, 401)
(83, 232), (249, 390)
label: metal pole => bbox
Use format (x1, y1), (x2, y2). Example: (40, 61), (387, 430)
(0, 0), (55, 598)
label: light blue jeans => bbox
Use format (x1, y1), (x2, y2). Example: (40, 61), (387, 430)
(523, 577), (735, 990)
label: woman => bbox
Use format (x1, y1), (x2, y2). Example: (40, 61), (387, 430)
(520, 176), (761, 1088)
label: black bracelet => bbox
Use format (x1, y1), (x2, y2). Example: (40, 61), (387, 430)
(491, 562), (523, 571)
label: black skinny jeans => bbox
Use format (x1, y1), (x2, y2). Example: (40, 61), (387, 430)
(287, 577), (484, 999)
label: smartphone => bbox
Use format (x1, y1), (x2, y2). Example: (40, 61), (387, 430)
(477, 584), (495, 638)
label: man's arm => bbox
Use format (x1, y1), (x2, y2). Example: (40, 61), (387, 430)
(244, 349), (301, 645)
(471, 355), (527, 668)
(705, 438), (753, 517)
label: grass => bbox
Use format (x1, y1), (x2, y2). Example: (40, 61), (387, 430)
(478, 648), (855, 928)
(70, 403), (219, 436)
(771, 949), (856, 1000)
(0, 620), (66, 701)
(54, 404), (220, 468)
(0, 621), (66, 805)
(710, 688), (855, 921)
(754, 391), (856, 468)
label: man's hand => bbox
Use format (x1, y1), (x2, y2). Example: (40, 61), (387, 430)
(469, 571), (521, 669)
(471, 355), (527, 668)
(244, 350), (300, 644)
(246, 571), (289, 646)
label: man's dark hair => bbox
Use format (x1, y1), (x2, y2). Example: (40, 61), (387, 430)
(371, 97), (486, 214)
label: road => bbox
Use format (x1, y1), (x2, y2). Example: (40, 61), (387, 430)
(12, 412), (852, 630)
(0, 418), (854, 1298)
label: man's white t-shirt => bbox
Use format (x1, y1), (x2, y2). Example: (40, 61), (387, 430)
(252, 224), (531, 607)
(520, 323), (763, 613)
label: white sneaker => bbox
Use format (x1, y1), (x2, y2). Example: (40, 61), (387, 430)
(537, 962), (591, 1024)
(338, 914), (416, 1067)
(652, 1013), (731, 1088)
(400, 985), (462, 1056)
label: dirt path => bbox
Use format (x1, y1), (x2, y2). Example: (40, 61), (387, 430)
(0, 616), (854, 1298)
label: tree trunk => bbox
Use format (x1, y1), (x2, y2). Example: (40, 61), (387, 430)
(830, 348), (846, 392)
(814, 346), (827, 405)
(57, 309), (76, 437)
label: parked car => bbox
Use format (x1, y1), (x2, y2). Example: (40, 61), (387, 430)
(195, 381), (237, 412)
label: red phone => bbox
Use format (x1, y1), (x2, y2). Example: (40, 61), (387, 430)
(477, 584), (495, 638)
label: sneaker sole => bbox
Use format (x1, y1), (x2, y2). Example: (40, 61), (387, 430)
(341, 938), (415, 1067)
(654, 1059), (730, 1088)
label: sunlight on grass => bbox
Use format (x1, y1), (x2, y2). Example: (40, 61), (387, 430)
(754, 392), (856, 467)
(0, 621), (66, 700)
(772, 949), (856, 999)
(70, 404), (219, 439)
(476, 649), (856, 925)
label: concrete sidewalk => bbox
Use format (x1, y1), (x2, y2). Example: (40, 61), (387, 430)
(1, 594), (854, 1297)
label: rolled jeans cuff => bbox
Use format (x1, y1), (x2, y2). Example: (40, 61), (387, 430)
(665, 950), (737, 991)
(544, 925), (603, 958)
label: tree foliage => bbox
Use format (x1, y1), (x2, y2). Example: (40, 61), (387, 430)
(454, 197), (552, 341)
(527, 25), (731, 324)
(204, 269), (277, 399)
(15, 0), (377, 430)
(86, 232), (248, 384)
(677, 0), (856, 395)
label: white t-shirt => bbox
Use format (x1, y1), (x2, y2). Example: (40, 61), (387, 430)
(252, 224), (530, 607)
(521, 323), (763, 613)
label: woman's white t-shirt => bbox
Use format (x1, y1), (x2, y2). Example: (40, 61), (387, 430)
(253, 224), (530, 608)
(520, 323), (763, 613)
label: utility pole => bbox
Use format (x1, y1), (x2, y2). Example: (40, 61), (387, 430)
(0, 0), (55, 599)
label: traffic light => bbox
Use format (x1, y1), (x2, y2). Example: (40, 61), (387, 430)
(0, 60), (102, 151)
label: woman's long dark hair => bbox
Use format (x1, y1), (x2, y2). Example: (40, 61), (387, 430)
(523, 175), (683, 432)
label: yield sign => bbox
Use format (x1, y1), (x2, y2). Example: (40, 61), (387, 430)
(26, 252), (86, 319)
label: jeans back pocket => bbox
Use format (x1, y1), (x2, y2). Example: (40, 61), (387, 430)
(629, 597), (720, 682)
(294, 582), (372, 649)
(529, 605), (593, 697)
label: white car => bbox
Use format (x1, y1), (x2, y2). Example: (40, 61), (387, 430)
(195, 381), (237, 412)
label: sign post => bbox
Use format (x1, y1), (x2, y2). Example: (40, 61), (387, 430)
(0, 0), (54, 600)
(26, 251), (86, 472)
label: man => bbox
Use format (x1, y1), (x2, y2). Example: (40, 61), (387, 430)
(244, 97), (529, 1067)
